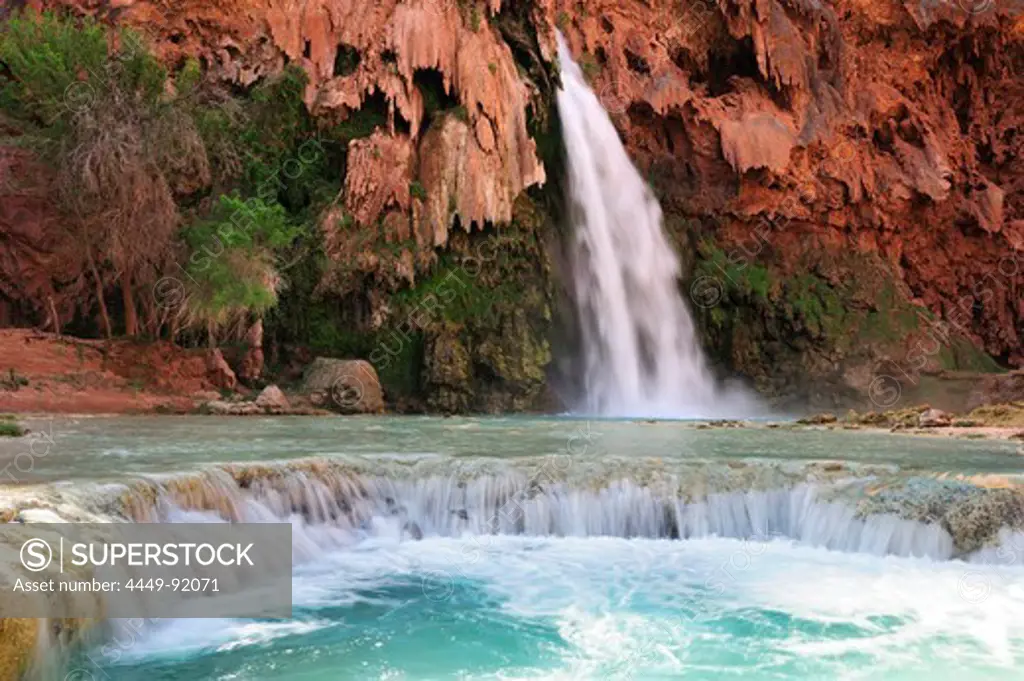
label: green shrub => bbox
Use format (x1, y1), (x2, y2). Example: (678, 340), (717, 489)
(181, 195), (301, 335)
(0, 421), (25, 437)
(0, 11), (165, 131)
(409, 181), (428, 201)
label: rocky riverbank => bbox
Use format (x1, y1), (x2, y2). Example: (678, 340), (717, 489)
(0, 329), (387, 416)
(785, 402), (1024, 441)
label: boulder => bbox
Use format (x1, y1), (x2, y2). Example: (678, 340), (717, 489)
(302, 358), (384, 414)
(918, 408), (952, 428)
(204, 400), (261, 415)
(255, 384), (290, 411)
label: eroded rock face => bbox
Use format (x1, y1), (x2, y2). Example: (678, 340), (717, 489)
(551, 0), (1023, 405)
(206, 349), (238, 391)
(18, 0), (1024, 412)
(0, 148), (79, 328)
(967, 370), (1024, 409)
(238, 319), (265, 385)
(423, 323), (473, 412)
(37, 0), (545, 243)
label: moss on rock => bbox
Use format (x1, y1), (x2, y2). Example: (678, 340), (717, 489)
(682, 235), (1000, 410)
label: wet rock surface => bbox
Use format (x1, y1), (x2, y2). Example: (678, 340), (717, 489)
(5, 454), (1024, 560)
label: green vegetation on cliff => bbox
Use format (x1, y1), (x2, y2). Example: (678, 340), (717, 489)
(289, 195), (555, 412)
(0, 10), (560, 412)
(180, 195), (302, 339)
(0, 11), (338, 345)
(683, 231), (1005, 408)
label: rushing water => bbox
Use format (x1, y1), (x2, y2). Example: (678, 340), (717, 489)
(556, 34), (754, 419)
(3, 416), (1024, 679)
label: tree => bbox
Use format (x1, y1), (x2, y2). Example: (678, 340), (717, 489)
(178, 195), (299, 346)
(1, 11), (209, 337)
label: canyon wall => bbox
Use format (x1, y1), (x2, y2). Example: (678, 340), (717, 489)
(2, 0), (1023, 411)
(554, 0), (1024, 408)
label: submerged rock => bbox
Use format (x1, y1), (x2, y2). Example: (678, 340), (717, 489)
(797, 412), (837, 425)
(403, 521), (423, 541)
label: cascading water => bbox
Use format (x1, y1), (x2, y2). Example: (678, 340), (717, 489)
(556, 34), (754, 418)
(7, 420), (1024, 679)
(9, 450), (1024, 679)
(17, 457), (1020, 564)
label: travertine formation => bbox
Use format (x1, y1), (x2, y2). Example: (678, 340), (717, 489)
(551, 0), (1023, 397)
(4, 0), (1023, 408)
(85, 0), (545, 242)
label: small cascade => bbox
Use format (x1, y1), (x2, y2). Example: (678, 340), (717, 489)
(555, 33), (756, 418)
(1, 457), (1021, 679)
(33, 457), (1016, 563)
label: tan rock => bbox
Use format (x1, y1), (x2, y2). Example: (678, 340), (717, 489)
(205, 400), (263, 415)
(255, 384), (290, 411)
(918, 408), (951, 428)
(302, 358), (384, 414)
(0, 619), (37, 681)
(719, 112), (797, 174)
(343, 131), (413, 228)
(238, 319), (264, 384)
(797, 412), (837, 425)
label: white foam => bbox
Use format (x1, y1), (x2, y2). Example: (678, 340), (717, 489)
(111, 536), (1024, 678)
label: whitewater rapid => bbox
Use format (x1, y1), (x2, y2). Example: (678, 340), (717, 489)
(8, 450), (1024, 680)
(81, 535), (1024, 680)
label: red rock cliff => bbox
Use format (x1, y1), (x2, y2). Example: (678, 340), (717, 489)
(554, 0), (1023, 403)
(7, 0), (1024, 407)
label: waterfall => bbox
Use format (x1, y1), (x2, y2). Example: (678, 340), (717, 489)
(555, 33), (754, 418)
